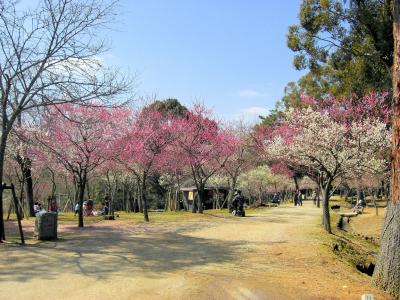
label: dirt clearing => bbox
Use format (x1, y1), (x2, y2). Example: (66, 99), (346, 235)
(0, 203), (392, 299)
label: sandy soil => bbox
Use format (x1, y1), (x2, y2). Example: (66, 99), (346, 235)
(0, 202), (393, 300)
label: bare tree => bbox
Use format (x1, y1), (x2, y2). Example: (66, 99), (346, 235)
(0, 0), (130, 241)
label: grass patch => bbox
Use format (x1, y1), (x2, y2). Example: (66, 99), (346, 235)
(316, 210), (381, 277)
(116, 210), (209, 222)
(57, 212), (104, 224)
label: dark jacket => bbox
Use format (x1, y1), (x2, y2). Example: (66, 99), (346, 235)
(232, 194), (245, 209)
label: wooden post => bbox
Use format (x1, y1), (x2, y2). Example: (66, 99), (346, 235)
(5, 184), (25, 244)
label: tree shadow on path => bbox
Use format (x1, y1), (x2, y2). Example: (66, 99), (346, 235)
(0, 226), (241, 283)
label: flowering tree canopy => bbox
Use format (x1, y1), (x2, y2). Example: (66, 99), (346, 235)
(119, 108), (175, 221)
(37, 103), (129, 227)
(172, 104), (237, 213)
(266, 107), (390, 232)
(238, 165), (293, 201)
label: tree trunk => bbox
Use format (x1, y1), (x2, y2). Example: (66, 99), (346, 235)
(293, 176), (299, 191)
(373, 3), (400, 297)
(141, 173), (149, 222)
(6, 200), (13, 220)
(174, 188), (179, 211)
(227, 177), (237, 208)
(191, 192), (197, 213)
(129, 191), (135, 212)
(18, 176), (26, 219)
(316, 186), (321, 208)
(133, 185), (139, 212)
(10, 184), (25, 244)
(122, 182), (126, 212)
(197, 185), (205, 213)
(77, 171), (87, 228)
(0, 184), (4, 241)
(137, 179), (143, 213)
(321, 181), (332, 234)
(344, 187), (350, 202)
(23, 160), (35, 217)
(373, 202), (400, 298)
(165, 189), (170, 211)
(0, 130), (9, 241)
(86, 178), (91, 200)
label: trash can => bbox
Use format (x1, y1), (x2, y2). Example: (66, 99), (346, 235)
(35, 212), (58, 240)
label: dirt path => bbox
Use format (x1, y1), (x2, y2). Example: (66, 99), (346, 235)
(0, 203), (392, 300)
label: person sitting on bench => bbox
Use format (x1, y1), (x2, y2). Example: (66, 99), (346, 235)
(353, 199), (365, 214)
(84, 199), (94, 216)
(95, 202), (109, 216)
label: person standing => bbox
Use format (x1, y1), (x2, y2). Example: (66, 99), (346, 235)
(298, 191), (303, 206)
(74, 203), (80, 216)
(312, 190), (317, 206)
(49, 200), (58, 213)
(293, 190), (299, 206)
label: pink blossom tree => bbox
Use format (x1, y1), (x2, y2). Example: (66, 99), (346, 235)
(300, 92), (391, 125)
(172, 104), (236, 213)
(160, 144), (189, 211)
(119, 108), (175, 221)
(37, 103), (129, 227)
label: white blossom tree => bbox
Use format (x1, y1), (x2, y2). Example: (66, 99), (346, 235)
(238, 165), (293, 203)
(267, 108), (390, 233)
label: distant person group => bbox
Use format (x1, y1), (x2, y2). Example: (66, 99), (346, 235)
(33, 194), (110, 217)
(293, 190), (303, 206)
(74, 195), (109, 217)
(33, 200), (58, 214)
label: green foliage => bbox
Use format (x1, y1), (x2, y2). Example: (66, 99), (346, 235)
(147, 98), (188, 117)
(257, 101), (284, 128)
(142, 98), (188, 209)
(286, 0), (393, 100)
(146, 175), (167, 209)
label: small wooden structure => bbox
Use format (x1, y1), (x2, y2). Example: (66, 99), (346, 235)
(335, 211), (359, 229)
(331, 204), (361, 230)
(180, 186), (229, 210)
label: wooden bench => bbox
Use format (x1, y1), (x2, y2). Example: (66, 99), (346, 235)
(335, 211), (359, 229)
(337, 212), (359, 218)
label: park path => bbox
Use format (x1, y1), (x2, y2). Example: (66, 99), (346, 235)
(0, 202), (392, 300)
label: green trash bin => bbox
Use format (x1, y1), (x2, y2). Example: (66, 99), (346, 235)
(35, 212), (58, 240)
